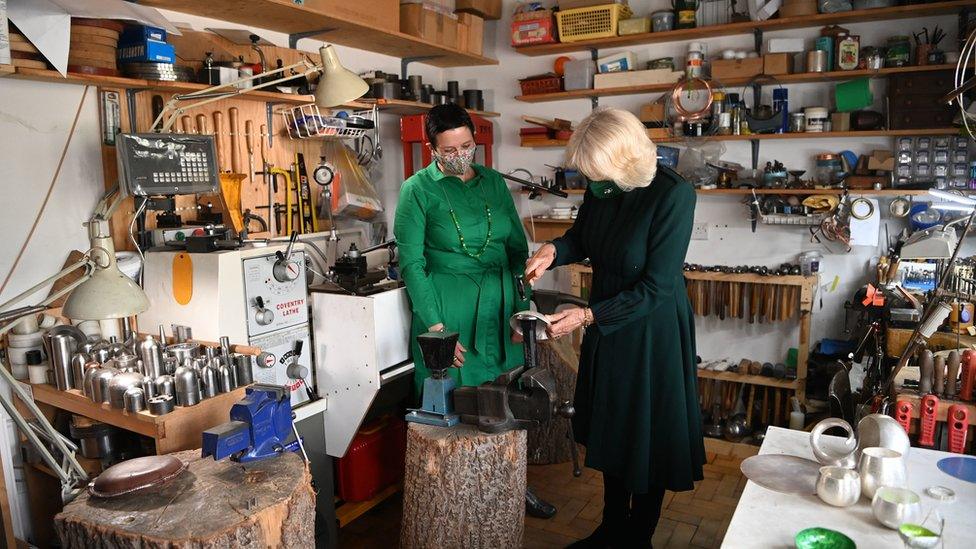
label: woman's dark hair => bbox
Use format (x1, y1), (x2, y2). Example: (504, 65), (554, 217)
(426, 104), (475, 148)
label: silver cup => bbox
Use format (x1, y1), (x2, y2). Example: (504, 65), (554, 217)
(859, 447), (907, 500)
(872, 486), (921, 529)
(816, 466), (861, 507)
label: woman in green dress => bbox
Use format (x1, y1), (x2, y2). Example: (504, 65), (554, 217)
(394, 104), (555, 518)
(525, 108), (705, 548)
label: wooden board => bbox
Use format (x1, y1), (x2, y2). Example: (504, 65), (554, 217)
(522, 128), (960, 147)
(684, 271), (818, 288)
(514, 0), (976, 56)
(885, 327), (976, 358)
(140, 0), (498, 68)
(55, 450), (314, 547)
(69, 26), (120, 40)
(696, 369), (799, 390)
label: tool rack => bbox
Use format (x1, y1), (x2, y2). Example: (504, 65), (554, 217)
(567, 264), (817, 402)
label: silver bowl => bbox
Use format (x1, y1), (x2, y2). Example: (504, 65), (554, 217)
(872, 486), (921, 529)
(859, 447), (907, 500)
(816, 466), (860, 507)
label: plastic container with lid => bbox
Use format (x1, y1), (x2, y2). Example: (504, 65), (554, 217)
(26, 350), (49, 385)
(805, 107), (829, 132)
(886, 36), (911, 67)
(563, 59), (596, 91)
(651, 10), (673, 32)
(815, 153), (843, 186)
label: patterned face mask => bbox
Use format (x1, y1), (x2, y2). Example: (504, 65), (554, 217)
(434, 146), (476, 176)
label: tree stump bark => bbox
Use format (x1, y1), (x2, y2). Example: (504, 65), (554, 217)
(527, 338), (579, 465)
(400, 423), (526, 549)
(55, 450), (314, 548)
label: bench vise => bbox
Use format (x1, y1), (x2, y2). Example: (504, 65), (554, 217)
(201, 384), (302, 462)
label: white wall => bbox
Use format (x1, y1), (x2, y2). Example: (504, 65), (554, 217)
(446, 0), (961, 365)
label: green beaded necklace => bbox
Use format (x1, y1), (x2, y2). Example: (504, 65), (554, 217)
(440, 183), (492, 259)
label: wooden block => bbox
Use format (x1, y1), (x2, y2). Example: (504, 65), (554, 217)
(69, 26), (120, 40)
(68, 45), (118, 59)
(10, 40), (39, 54)
(71, 35), (119, 47)
(711, 57), (763, 80)
(67, 57), (117, 69)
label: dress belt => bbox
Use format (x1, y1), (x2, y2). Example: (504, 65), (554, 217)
(428, 264), (511, 359)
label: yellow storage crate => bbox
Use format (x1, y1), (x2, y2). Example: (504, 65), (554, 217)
(555, 4), (633, 43)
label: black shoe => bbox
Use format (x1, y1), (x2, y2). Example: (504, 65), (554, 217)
(526, 486), (557, 519)
(565, 522), (613, 549)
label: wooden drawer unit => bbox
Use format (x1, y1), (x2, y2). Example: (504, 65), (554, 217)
(887, 70), (955, 129)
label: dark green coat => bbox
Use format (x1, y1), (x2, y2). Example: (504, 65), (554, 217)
(552, 166), (705, 493)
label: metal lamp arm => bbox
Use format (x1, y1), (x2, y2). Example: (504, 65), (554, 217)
(153, 58), (322, 133)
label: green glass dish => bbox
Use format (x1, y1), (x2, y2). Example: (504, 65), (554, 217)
(795, 527), (856, 549)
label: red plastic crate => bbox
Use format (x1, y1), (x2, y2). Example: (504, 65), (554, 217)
(336, 416), (407, 502)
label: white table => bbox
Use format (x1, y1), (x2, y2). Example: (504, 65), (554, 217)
(722, 426), (975, 548)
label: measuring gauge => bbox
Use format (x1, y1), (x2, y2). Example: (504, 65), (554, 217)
(273, 258), (301, 283)
(313, 160), (336, 186)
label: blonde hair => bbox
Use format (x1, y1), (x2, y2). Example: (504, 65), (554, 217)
(565, 107), (657, 190)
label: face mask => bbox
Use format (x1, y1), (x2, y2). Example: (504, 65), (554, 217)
(434, 147), (476, 176)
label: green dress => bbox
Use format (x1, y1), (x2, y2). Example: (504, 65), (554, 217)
(394, 161), (531, 392)
(552, 166), (705, 493)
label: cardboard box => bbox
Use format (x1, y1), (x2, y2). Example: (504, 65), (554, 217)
(511, 15), (556, 46)
(639, 99), (666, 122)
(456, 0), (502, 20)
(710, 57), (763, 80)
(831, 112), (851, 132)
(305, 0), (399, 33)
(763, 53), (794, 75)
(594, 69), (683, 89)
(401, 3), (439, 42)
(868, 150), (895, 172)
(401, 3), (457, 46)
(646, 127), (670, 140)
(764, 37), (806, 54)
(457, 12), (484, 55)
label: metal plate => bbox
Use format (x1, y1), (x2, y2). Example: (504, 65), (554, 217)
(509, 310), (551, 340)
(740, 454), (821, 495)
(936, 456), (976, 483)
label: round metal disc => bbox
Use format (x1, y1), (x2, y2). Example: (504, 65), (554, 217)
(740, 454), (820, 495)
(509, 310), (550, 340)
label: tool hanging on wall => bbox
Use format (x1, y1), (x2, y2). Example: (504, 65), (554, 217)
(229, 107), (243, 174)
(196, 114), (208, 135)
(213, 111), (225, 171)
(245, 120), (255, 185)
(294, 153), (317, 234)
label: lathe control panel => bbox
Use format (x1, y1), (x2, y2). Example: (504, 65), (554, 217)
(242, 251), (308, 337)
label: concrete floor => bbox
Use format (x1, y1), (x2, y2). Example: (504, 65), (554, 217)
(338, 438), (757, 548)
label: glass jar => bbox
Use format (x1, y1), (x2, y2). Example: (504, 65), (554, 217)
(886, 36), (911, 67)
(815, 153), (843, 187)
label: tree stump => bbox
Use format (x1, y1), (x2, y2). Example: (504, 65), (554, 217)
(400, 423), (526, 549)
(55, 450), (314, 548)
(527, 338), (580, 464)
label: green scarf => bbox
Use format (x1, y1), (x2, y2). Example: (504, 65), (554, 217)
(588, 179), (623, 199)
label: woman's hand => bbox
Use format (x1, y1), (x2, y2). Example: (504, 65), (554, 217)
(525, 243), (556, 286)
(546, 307), (594, 339)
(429, 323), (467, 367)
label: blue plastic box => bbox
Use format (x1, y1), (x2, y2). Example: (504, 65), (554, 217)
(121, 24), (166, 43)
(117, 39), (175, 64)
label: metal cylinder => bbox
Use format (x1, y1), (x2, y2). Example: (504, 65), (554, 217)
(138, 335), (165, 379)
(201, 365), (219, 399)
(155, 374), (176, 397)
(148, 394), (175, 415)
(141, 377), (158, 400)
(234, 354), (254, 386)
(51, 334), (76, 390)
(163, 355), (178, 375)
(167, 342), (201, 366)
(108, 371), (145, 409)
(218, 363), (234, 393)
(123, 387), (145, 413)
(71, 352), (91, 389)
(82, 362), (103, 399)
(174, 366), (201, 406)
(93, 367), (118, 404)
(91, 341), (112, 364)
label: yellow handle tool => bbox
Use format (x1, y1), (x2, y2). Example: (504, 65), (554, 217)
(270, 167), (293, 235)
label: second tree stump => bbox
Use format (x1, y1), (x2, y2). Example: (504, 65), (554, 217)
(400, 423), (526, 549)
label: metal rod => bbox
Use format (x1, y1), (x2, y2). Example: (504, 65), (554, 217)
(0, 258), (90, 312)
(500, 172), (569, 198)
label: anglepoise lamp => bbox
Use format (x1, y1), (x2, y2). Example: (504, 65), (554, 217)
(0, 186), (149, 501)
(152, 45), (369, 133)
(881, 189), (976, 395)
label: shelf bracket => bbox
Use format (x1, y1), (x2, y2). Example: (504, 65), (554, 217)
(401, 56), (442, 80)
(288, 28), (337, 50)
(753, 28), (763, 55)
(589, 49), (599, 110)
(750, 138), (761, 172)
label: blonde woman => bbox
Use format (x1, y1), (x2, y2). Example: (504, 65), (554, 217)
(525, 108), (704, 548)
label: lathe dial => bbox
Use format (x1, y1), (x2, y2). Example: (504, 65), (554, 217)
(273, 259), (301, 283)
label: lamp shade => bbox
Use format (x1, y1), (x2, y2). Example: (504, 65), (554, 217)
(314, 45), (369, 108)
(63, 234), (150, 320)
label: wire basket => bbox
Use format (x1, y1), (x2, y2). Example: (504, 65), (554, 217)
(279, 104), (374, 140)
(555, 4), (632, 43)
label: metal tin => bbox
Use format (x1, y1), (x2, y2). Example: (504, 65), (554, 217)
(154, 374), (176, 397)
(807, 49), (828, 73)
(651, 10), (673, 32)
(123, 387), (146, 413)
(50, 334), (77, 390)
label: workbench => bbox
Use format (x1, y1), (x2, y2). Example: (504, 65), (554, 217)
(722, 426), (976, 548)
(886, 327), (976, 358)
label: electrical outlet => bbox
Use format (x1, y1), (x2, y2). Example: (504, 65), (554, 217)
(692, 222), (708, 241)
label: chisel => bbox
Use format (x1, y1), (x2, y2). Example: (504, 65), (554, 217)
(196, 114), (208, 135)
(746, 385), (756, 428)
(212, 111), (225, 171)
(245, 120), (255, 186)
(229, 107), (242, 174)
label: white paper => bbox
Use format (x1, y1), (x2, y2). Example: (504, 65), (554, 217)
(1, 0), (10, 65)
(8, 0), (179, 76)
(849, 198), (881, 247)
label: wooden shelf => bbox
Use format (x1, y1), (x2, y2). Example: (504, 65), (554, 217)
(336, 483), (401, 527)
(28, 383), (248, 454)
(696, 369), (799, 390)
(895, 391), (976, 421)
(684, 271), (817, 287)
(0, 64), (14, 78)
(522, 128), (959, 148)
(514, 1), (976, 56)
(141, 0), (497, 68)
(516, 64), (956, 103)
(359, 98), (500, 118)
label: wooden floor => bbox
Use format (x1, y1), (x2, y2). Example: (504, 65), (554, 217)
(338, 438), (757, 548)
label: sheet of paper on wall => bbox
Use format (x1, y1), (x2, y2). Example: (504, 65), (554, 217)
(849, 198), (880, 247)
(7, 0), (179, 76)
